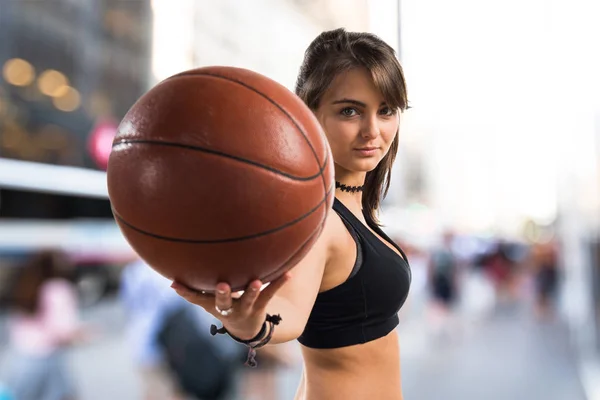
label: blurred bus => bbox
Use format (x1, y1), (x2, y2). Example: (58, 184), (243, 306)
(0, 157), (135, 307)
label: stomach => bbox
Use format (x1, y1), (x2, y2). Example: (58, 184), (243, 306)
(294, 329), (403, 400)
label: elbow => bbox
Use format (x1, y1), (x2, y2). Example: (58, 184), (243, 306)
(269, 322), (305, 345)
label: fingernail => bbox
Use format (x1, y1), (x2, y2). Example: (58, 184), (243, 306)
(217, 289), (226, 295)
(171, 282), (190, 294)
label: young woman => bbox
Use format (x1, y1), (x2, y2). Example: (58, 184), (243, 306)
(171, 28), (411, 400)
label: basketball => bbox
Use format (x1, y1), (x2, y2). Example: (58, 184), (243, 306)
(107, 66), (334, 292)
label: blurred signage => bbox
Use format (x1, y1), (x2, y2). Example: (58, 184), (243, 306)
(88, 119), (118, 170)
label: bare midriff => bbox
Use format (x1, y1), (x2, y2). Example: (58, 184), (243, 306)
(293, 329), (403, 400)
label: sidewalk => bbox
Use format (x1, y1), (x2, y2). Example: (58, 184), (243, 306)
(399, 303), (587, 400)
(0, 296), (591, 400)
(580, 357), (600, 400)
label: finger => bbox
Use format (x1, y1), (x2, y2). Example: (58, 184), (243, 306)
(171, 281), (215, 311)
(254, 272), (291, 310)
(239, 280), (262, 310)
(215, 282), (233, 315)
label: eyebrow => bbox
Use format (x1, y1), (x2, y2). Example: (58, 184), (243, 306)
(331, 99), (387, 107)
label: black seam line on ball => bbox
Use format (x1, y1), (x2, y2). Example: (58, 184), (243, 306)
(112, 183), (334, 244)
(249, 220), (324, 290)
(112, 138), (329, 182)
(169, 71), (328, 195)
(205, 219), (326, 293)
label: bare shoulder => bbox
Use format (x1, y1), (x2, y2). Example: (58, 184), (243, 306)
(289, 207), (345, 269)
(317, 206), (351, 260)
(317, 205), (357, 291)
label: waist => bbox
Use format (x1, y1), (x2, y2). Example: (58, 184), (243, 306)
(298, 330), (402, 400)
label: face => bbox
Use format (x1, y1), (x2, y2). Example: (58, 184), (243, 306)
(315, 67), (400, 178)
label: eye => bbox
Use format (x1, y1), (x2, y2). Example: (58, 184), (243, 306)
(379, 106), (396, 116)
(340, 107), (358, 117)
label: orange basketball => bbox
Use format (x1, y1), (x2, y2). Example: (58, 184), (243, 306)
(107, 66), (334, 292)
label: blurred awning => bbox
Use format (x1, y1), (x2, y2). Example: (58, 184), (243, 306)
(0, 219), (135, 261)
(0, 157), (108, 199)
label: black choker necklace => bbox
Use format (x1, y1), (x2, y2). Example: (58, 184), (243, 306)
(335, 181), (365, 193)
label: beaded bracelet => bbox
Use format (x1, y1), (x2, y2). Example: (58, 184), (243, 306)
(210, 313), (282, 368)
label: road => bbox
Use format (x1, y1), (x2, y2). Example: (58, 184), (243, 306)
(0, 293), (588, 400)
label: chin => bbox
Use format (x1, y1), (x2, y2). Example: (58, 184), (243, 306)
(349, 158), (381, 173)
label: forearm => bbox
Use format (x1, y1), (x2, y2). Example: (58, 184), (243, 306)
(264, 294), (304, 345)
(224, 293), (304, 345)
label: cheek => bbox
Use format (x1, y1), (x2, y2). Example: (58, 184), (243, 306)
(381, 122), (399, 147)
(321, 118), (356, 151)
(377, 122), (399, 159)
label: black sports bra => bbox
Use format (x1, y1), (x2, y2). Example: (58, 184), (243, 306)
(297, 198), (412, 349)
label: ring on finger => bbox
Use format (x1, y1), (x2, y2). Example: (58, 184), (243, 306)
(215, 305), (234, 317)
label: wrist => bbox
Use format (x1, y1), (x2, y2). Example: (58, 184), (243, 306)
(210, 314), (282, 368)
(227, 323), (267, 343)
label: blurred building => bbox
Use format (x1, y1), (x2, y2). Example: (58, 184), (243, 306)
(553, 0), (600, 385)
(0, 0), (152, 220)
(0, 0), (383, 221)
(149, 0), (371, 89)
(395, 1), (600, 395)
(0, 0), (153, 307)
(0, 0), (152, 169)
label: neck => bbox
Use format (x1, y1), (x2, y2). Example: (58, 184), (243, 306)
(334, 168), (366, 206)
(335, 181), (364, 192)
(334, 166), (366, 187)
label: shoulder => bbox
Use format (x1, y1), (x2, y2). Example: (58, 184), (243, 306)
(318, 206), (353, 260)
(293, 203), (352, 266)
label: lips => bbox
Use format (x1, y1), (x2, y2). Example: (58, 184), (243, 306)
(353, 147), (380, 157)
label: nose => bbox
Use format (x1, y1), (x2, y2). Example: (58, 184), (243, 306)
(360, 114), (380, 140)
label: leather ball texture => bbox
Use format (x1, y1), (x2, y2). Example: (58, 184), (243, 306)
(107, 66), (334, 292)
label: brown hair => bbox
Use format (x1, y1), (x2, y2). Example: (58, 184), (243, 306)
(295, 28), (409, 224)
(8, 250), (72, 314)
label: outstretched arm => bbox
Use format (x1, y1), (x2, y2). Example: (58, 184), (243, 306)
(172, 213), (334, 344)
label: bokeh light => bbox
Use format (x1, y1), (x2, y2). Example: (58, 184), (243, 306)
(52, 86), (81, 112)
(2, 58), (35, 87)
(37, 69), (70, 97)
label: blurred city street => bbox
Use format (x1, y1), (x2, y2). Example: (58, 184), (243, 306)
(400, 305), (587, 400)
(1, 1), (600, 399)
(1, 283), (587, 400)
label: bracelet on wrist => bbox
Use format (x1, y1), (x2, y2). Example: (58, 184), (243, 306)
(210, 313), (282, 368)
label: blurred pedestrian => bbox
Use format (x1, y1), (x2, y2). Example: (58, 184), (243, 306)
(121, 259), (243, 400)
(428, 232), (459, 309)
(531, 238), (560, 321)
(4, 250), (91, 400)
(482, 240), (521, 309)
(427, 231), (460, 340)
